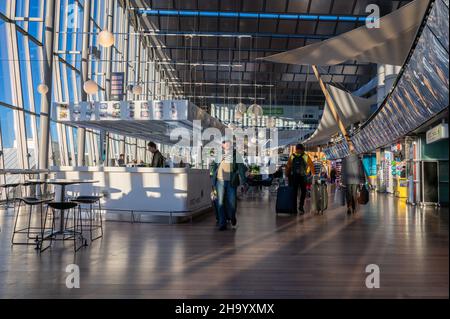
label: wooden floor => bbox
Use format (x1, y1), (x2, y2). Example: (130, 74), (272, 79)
(0, 190), (448, 299)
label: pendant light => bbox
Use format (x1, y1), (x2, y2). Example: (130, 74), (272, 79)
(267, 78), (275, 128)
(247, 103), (263, 117)
(132, 84), (143, 95)
(37, 84), (49, 95)
(248, 35), (262, 119)
(234, 36), (246, 115)
(83, 80), (99, 95)
(98, 30), (115, 48)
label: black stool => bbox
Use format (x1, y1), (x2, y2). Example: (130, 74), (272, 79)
(11, 197), (52, 249)
(1, 183), (21, 209)
(71, 196), (103, 241)
(42, 202), (84, 252)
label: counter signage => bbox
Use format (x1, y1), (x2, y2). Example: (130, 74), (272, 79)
(111, 72), (125, 101)
(426, 123), (448, 144)
(56, 100), (190, 122)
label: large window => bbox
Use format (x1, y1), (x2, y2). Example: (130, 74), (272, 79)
(0, 0), (177, 172)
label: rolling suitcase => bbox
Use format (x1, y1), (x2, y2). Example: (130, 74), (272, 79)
(276, 186), (295, 215)
(311, 182), (328, 214)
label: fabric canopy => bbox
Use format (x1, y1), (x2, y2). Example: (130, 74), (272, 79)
(260, 0), (430, 66)
(304, 85), (375, 146)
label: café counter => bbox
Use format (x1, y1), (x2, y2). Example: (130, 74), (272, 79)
(51, 166), (213, 223)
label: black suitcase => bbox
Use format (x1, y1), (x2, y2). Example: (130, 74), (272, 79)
(276, 186), (295, 215)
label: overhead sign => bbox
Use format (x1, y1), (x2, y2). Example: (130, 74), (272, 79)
(262, 107), (284, 116)
(426, 123), (448, 144)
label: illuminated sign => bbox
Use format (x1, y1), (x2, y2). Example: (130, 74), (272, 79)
(426, 123), (448, 144)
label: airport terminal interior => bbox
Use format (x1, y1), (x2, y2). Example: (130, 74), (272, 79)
(0, 0), (448, 299)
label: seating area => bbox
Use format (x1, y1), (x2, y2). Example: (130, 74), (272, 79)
(5, 176), (104, 253)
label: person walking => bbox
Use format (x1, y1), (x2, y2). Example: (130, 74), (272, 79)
(211, 139), (247, 231)
(285, 144), (315, 215)
(208, 149), (220, 226)
(340, 145), (365, 215)
(330, 166), (337, 184)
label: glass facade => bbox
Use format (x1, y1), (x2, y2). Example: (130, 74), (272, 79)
(0, 0), (177, 174)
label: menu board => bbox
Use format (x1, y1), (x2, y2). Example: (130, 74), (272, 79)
(111, 72), (125, 101)
(55, 100), (190, 122)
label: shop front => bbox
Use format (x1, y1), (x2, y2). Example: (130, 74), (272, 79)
(376, 141), (407, 198)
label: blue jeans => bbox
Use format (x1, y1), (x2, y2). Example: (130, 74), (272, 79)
(216, 180), (237, 228)
(211, 177), (219, 222)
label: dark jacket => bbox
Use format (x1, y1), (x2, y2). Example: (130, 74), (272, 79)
(150, 150), (165, 168)
(211, 150), (247, 188)
(341, 153), (365, 185)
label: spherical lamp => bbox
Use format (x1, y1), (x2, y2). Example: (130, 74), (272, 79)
(37, 84), (49, 95)
(234, 110), (243, 120)
(258, 129), (266, 139)
(132, 85), (143, 95)
(247, 103), (263, 117)
(98, 30), (115, 48)
(235, 102), (247, 114)
(83, 80), (98, 95)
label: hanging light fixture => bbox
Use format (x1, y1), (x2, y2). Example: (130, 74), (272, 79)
(247, 103), (263, 117)
(235, 110), (243, 120)
(83, 80), (99, 95)
(267, 117), (276, 128)
(258, 129), (266, 139)
(234, 36), (246, 117)
(132, 84), (143, 95)
(98, 30), (115, 48)
(235, 102), (247, 114)
(267, 78), (275, 128)
(37, 84), (48, 95)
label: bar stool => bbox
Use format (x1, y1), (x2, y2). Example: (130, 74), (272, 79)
(42, 202), (84, 252)
(20, 181), (42, 199)
(0, 183), (21, 209)
(70, 195), (103, 242)
(11, 197), (52, 248)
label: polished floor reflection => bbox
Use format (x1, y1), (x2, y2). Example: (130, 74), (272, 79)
(0, 191), (448, 298)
